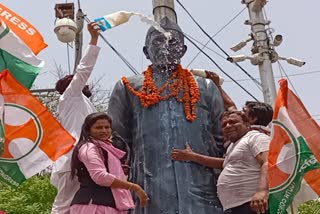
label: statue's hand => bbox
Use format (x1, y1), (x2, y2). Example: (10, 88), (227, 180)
(171, 143), (194, 161)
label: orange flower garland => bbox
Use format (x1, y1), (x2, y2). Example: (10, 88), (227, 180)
(121, 65), (200, 122)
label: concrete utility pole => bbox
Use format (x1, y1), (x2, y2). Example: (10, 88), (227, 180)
(73, 0), (84, 73)
(152, 0), (177, 23)
(244, 0), (276, 105)
(73, 8), (84, 73)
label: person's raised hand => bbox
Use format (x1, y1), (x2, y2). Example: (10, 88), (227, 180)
(88, 22), (100, 45)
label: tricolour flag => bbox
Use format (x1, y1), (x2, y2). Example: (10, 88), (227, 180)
(268, 79), (320, 214)
(0, 20), (44, 89)
(0, 70), (75, 188)
(0, 3), (47, 55)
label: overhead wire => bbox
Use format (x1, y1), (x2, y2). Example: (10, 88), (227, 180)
(83, 15), (139, 75)
(66, 44), (71, 74)
(186, 7), (246, 67)
(184, 33), (259, 101)
(176, 0), (262, 90)
(183, 32), (227, 60)
(184, 32), (263, 93)
(223, 69), (320, 82)
(277, 61), (300, 98)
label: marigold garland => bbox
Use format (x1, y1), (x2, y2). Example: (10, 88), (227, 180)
(121, 64), (200, 122)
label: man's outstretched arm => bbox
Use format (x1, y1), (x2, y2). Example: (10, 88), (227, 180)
(171, 144), (224, 169)
(63, 22), (101, 97)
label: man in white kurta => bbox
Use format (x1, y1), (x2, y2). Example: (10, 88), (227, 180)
(51, 23), (100, 214)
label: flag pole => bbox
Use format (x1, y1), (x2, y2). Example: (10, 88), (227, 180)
(290, 204), (295, 214)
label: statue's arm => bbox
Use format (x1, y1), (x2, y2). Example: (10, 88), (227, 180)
(107, 80), (133, 146)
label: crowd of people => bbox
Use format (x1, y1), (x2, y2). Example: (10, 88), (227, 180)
(50, 17), (274, 214)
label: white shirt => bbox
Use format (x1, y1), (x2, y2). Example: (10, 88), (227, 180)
(217, 130), (270, 210)
(52, 45), (100, 173)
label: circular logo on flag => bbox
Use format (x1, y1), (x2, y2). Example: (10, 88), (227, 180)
(0, 103), (43, 161)
(269, 122), (299, 191)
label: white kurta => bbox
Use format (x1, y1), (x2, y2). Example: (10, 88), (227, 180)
(51, 45), (100, 214)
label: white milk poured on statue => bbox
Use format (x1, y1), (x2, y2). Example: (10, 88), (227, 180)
(94, 11), (171, 40)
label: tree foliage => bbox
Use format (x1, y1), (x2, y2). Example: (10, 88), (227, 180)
(0, 175), (57, 214)
(298, 199), (320, 214)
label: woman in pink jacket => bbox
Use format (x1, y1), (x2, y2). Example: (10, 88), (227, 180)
(70, 112), (149, 214)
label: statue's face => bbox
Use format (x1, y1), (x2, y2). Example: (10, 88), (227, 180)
(144, 30), (186, 68)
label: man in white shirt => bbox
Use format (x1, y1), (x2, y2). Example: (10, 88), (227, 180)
(51, 22), (101, 214)
(171, 111), (270, 214)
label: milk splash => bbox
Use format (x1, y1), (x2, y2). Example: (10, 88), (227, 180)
(134, 12), (172, 40)
(95, 11), (171, 40)
(95, 11), (185, 73)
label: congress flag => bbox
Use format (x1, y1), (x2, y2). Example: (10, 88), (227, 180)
(0, 70), (75, 188)
(0, 20), (44, 89)
(268, 79), (320, 214)
(0, 3), (47, 55)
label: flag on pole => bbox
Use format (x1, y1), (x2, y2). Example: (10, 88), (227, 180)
(268, 79), (320, 214)
(0, 3), (47, 55)
(0, 70), (75, 188)
(0, 21), (44, 89)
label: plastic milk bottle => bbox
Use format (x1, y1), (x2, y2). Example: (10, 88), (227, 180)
(94, 11), (134, 31)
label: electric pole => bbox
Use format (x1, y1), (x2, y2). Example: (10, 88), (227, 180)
(73, 1), (84, 73)
(244, 0), (276, 105)
(228, 0), (305, 105)
(152, 0), (177, 23)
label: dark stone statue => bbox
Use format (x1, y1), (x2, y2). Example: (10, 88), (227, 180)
(108, 17), (224, 214)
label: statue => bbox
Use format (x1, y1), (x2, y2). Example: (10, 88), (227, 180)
(107, 17), (224, 214)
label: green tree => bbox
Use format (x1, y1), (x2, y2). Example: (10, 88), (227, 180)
(0, 175), (56, 214)
(298, 199), (320, 214)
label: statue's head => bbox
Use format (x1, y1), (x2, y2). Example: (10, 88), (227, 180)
(143, 17), (187, 69)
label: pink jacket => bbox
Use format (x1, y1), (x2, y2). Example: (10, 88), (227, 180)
(78, 139), (134, 210)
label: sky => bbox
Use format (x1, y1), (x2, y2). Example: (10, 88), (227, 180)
(1, 0), (320, 122)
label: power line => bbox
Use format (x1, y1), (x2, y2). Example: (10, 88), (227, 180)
(277, 61), (300, 98)
(83, 15), (139, 75)
(223, 69), (320, 82)
(184, 33), (259, 101)
(184, 32), (262, 92)
(183, 32), (228, 60)
(176, 0), (262, 90)
(186, 7), (246, 67)
(66, 43), (71, 74)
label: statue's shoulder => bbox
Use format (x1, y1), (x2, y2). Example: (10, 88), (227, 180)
(116, 74), (145, 93)
(124, 74), (145, 88)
